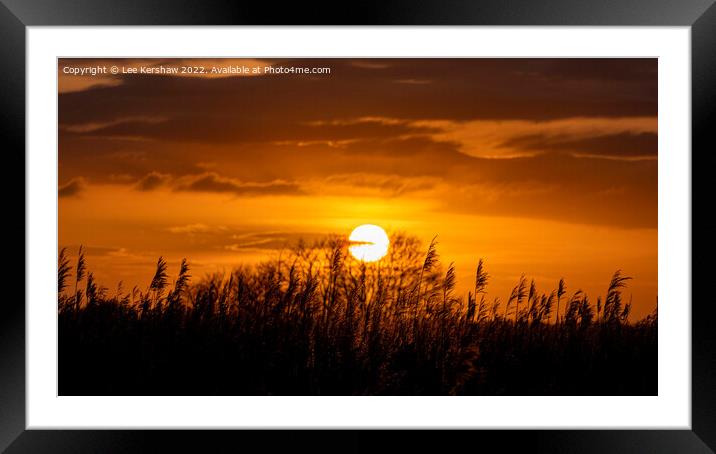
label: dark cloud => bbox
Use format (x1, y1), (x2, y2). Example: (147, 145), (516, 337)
(61, 115), (439, 145)
(500, 132), (658, 159)
(135, 171), (171, 191)
(58, 58), (657, 133)
(58, 177), (86, 198)
(61, 131), (656, 227)
(173, 172), (303, 196)
(57, 58), (657, 228)
(322, 173), (437, 196)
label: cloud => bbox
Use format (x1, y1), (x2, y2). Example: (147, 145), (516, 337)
(409, 117), (657, 159)
(59, 59), (657, 134)
(135, 172), (172, 191)
(320, 173), (438, 197)
(59, 58), (276, 94)
(58, 58), (657, 154)
(63, 114), (437, 145)
(56, 58), (658, 228)
(224, 231), (327, 252)
(58, 75), (124, 94)
(61, 116), (167, 133)
(57, 127), (657, 227)
(168, 223), (228, 235)
(173, 172), (303, 196)
(132, 171), (304, 197)
(498, 132), (657, 160)
(58, 177), (86, 198)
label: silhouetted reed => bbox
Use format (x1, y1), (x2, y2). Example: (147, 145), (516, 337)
(58, 234), (657, 396)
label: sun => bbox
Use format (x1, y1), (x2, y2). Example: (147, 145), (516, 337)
(348, 224), (390, 262)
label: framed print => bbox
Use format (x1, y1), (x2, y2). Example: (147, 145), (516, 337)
(4, 0), (715, 452)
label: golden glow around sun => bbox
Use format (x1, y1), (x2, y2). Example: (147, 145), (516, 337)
(348, 224), (390, 262)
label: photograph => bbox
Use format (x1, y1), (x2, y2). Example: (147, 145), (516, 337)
(57, 57), (658, 396)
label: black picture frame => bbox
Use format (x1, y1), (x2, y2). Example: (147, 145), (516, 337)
(3, 1), (714, 452)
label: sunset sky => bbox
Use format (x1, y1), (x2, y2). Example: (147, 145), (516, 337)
(58, 58), (657, 318)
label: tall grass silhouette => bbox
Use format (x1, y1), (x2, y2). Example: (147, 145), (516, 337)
(58, 233), (657, 395)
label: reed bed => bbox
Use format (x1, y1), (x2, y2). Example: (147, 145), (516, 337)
(58, 234), (657, 395)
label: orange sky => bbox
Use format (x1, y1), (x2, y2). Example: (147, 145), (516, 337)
(58, 58), (657, 318)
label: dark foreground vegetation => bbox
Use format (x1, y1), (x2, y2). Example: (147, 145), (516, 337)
(58, 235), (657, 395)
